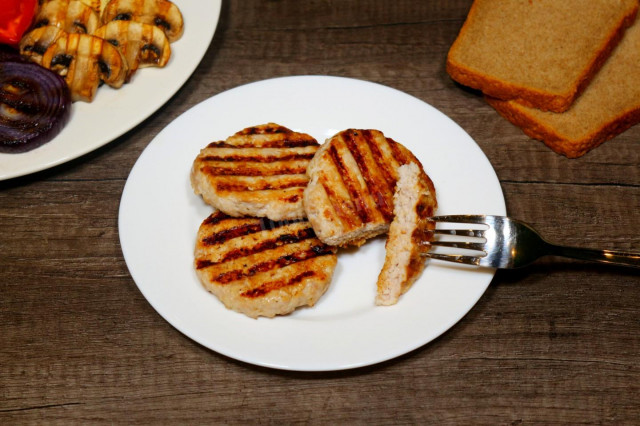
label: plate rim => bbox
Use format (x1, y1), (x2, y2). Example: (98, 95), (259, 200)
(0, 0), (222, 181)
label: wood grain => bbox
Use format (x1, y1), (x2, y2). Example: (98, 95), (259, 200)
(1, 0), (638, 423)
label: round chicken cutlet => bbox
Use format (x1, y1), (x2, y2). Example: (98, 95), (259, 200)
(376, 162), (437, 306)
(194, 211), (338, 318)
(303, 129), (426, 247)
(191, 123), (320, 221)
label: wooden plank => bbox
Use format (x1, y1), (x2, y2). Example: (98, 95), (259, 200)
(1, 0), (638, 423)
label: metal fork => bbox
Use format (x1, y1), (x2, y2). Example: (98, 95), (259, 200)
(424, 215), (640, 269)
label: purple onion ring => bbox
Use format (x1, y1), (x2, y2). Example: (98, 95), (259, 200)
(1, 60), (72, 154)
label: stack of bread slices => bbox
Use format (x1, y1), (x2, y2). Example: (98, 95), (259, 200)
(446, 0), (640, 158)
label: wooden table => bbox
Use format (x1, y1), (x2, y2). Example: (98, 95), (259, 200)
(2, 1), (639, 423)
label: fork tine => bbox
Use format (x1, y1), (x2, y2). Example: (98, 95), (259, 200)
(431, 215), (488, 224)
(433, 229), (485, 238)
(423, 252), (482, 266)
(429, 240), (486, 251)
(426, 215), (493, 267)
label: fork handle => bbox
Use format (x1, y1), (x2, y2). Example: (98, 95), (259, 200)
(548, 244), (640, 268)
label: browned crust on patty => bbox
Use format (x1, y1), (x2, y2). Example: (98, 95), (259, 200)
(376, 162), (437, 306)
(191, 123), (320, 221)
(194, 211), (338, 318)
(304, 129), (428, 247)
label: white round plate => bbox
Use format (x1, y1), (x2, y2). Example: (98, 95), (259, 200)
(118, 76), (506, 371)
(0, 0), (222, 181)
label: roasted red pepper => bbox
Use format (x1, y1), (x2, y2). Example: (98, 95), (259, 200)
(0, 0), (37, 47)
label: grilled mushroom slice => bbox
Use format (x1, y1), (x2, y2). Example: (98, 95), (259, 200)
(33, 0), (100, 35)
(83, 0), (101, 15)
(99, 0), (111, 15)
(19, 26), (67, 65)
(102, 0), (184, 42)
(41, 33), (128, 102)
(38, 0), (102, 16)
(94, 20), (171, 80)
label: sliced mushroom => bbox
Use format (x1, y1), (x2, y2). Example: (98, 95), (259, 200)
(38, 0), (102, 16)
(94, 20), (171, 81)
(102, 0), (184, 42)
(81, 0), (101, 15)
(41, 33), (128, 102)
(19, 26), (68, 65)
(34, 0), (100, 35)
(99, 0), (111, 16)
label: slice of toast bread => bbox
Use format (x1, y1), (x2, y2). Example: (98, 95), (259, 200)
(486, 15), (640, 158)
(446, 0), (638, 113)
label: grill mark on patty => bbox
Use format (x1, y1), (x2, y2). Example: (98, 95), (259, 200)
(200, 152), (316, 162)
(327, 143), (371, 223)
(342, 131), (395, 222)
(259, 217), (305, 230)
(240, 124), (290, 135)
(319, 175), (361, 229)
(412, 226), (435, 251)
(387, 137), (411, 165)
(416, 200), (435, 218)
(202, 211), (229, 226)
(362, 130), (397, 191)
(412, 202), (436, 250)
(213, 245), (336, 284)
(203, 164), (308, 176)
(214, 178), (309, 192)
(200, 215), (298, 247)
(206, 139), (318, 149)
(202, 222), (264, 245)
(196, 227), (318, 269)
(241, 270), (317, 298)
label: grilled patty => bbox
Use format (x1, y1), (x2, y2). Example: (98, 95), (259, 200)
(191, 123), (320, 221)
(194, 211), (338, 318)
(303, 129), (425, 247)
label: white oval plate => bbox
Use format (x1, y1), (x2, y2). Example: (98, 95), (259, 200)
(118, 76), (506, 371)
(0, 0), (222, 181)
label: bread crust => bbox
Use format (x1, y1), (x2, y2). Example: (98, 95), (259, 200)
(485, 14), (640, 158)
(487, 97), (640, 158)
(446, 0), (639, 113)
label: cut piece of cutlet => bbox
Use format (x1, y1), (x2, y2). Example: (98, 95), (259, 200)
(376, 162), (437, 306)
(486, 14), (640, 158)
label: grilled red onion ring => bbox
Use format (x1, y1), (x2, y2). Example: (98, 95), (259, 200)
(1, 59), (71, 153)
